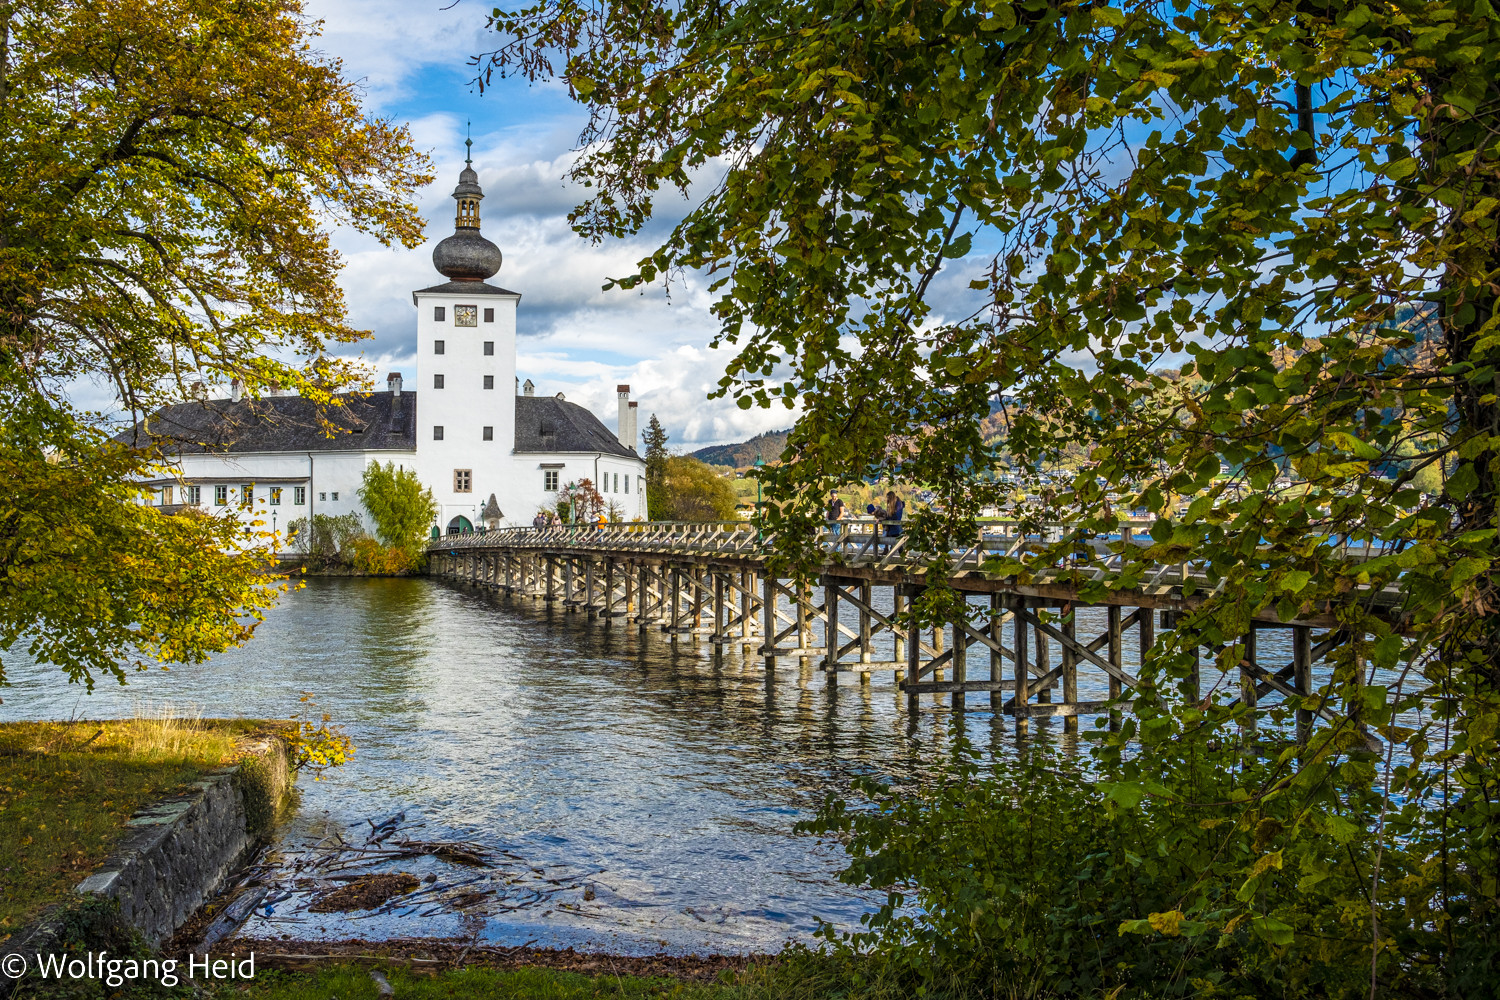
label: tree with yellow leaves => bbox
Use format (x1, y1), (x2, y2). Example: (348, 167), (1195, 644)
(0, 0), (430, 689)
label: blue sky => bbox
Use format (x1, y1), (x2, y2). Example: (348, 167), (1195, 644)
(305, 0), (785, 450)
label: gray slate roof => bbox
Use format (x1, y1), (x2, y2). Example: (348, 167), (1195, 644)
(117, 392), (418, 454)
(411, 280), (519, 304)
(515, 395), (638, 459)
(120, 391), (640, 460)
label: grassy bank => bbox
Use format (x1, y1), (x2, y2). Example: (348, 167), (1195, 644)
(190, 959), (932, 1000)
(0, 714), (282, 934)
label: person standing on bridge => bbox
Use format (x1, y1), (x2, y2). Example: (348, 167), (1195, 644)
(828, 492), (845, 538)
(884, 490), (905, 546)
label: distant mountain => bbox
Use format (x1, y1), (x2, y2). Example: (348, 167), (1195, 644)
(690, 428), (792, 469)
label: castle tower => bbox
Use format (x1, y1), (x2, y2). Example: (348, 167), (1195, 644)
(413, 147), (521, 532)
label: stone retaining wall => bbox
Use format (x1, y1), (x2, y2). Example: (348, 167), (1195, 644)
(3, 738), (291, 992)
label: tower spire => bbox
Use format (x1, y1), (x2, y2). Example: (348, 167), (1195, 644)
(465, 120), (472, 166)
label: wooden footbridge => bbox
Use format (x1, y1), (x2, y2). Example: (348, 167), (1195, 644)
(427, 519), (1354, 737)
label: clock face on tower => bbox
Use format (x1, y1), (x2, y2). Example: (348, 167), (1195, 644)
(455, 304), (478, 327)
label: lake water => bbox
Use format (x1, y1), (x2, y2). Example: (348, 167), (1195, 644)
(0, 577), (1334, 955)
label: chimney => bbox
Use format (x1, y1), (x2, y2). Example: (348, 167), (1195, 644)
(387, 372), (404, 430)
(522, 379), (535, 397)
(627, 400), (638, 450)
(616, 385), (631, 447)
(230, 378), (242, 402)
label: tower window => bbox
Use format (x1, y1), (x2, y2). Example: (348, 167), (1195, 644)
(483, 426), (493, 441)
(434, 426), (445, 440)
(484, 375), (494, 390)
(455, 469), (472, 493)
(434, 340), (445, 354)
(544, 470), (559, 491)
(434, 374), (445, 389)
(483, 308), (494, 323)
(434, 306), (446, 322)
(483, 341), (494, 356)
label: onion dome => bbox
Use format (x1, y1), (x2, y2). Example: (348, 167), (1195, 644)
(431, 139), (503, 282)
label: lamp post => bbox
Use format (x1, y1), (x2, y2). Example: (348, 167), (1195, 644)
(271, 509), (278, 554)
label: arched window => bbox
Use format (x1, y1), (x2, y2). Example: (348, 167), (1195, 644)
(446, 516), (473, 535)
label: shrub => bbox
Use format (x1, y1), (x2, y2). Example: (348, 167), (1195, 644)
(803, 741), (1428, 999)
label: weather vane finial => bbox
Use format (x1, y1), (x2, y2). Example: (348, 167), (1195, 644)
(464, 120), (473, 166)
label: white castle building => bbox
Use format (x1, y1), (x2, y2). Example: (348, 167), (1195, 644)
(124, 157), (647, 544)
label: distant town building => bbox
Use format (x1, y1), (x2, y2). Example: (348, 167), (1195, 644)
(121, 158), (646, 544)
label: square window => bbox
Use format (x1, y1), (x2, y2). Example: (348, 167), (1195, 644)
(294, 486), (306, 505)
(484, 375), (494, 389)
(434, 306), (446, 321)
(455, 469), (472, 493)
(434, 340), (445, 354)
(331, 491), (339, 501)
(483, 341), (494, 356)
(483, 426), (493, 441)
(483, 308), (494, 323)
(455, 304), (478, 327)
(434, 373), (445, 389)
(215, 485), (228, 506)
(434, 426), (444, 440)
(544, 470), (559, 491)
(319, 492), (327, 502)
(270, 487), (282, 506)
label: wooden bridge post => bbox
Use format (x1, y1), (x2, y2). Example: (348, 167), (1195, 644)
(761, 574), (777, 677)
(823, 578), (840, 684)
(1012, 595), (1030, 733)
(1240, 628), (1258, 743)
(858, 581), (873, 668)
(989, 594), (1004, 713)
(905, 587), (923, 715)
(1107, 605), (1123, 732)
(893, 590), (907, 684)
(740, 570), (755, 652)
(1293, 625), (1313, 744)
(713, 571), (727, 643)
(951, 607), (967, 713)
(1062, 604), (1078, 733)
(668, 565), (683, 639)
(690, 566), (705, 640)
(636, 563), (650, 630)
(1035, 601), (1051, 706)
(1137, 608), (1154, 718)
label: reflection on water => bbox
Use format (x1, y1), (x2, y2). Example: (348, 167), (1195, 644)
(0, 577), (1377, 955)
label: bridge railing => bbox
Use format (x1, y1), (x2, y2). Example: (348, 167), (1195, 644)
(428, 518), (1402, 603)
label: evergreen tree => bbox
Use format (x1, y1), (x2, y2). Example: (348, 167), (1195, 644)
(642, 413), (671, 520)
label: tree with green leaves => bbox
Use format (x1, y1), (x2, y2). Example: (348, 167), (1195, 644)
(358, 461), (437, 568)
(0, 0), (428, 689)
(641, 412), (672, 520)
(661, 455), (738, 521)
(482, 0), (1500, 990)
